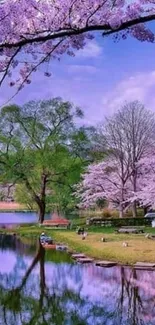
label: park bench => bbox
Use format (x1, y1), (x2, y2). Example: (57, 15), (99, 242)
(115, 226), (145, 234)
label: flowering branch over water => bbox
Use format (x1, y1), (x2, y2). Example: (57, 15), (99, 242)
(0, 0), (154, 89)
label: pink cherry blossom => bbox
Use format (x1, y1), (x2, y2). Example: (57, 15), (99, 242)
(75, 158), (134, 217)
(76, 153), (155, 215)
(133, 155), (155, 208)
(0, 0), (153, 88)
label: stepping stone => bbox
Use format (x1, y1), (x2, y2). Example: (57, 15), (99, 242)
(134, 262), (155, 270)
(72, 253), (86, 259)
(95, 261), (117, 267)
(77, 257), (94, 264)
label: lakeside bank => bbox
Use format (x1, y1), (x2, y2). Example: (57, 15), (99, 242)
(1, 225), (155, 265)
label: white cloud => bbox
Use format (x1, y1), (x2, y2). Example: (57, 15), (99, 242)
(102, 71), (155, 115)
(68, 64), (98, 74)
(76, 40), (103, 58)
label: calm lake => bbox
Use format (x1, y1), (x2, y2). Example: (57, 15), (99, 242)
(0, 211), (38, 224)
(0, 211), (76, 225)
(0, 234), (155, 325)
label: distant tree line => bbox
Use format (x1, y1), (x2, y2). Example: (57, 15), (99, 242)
(1, 98), (155, 220)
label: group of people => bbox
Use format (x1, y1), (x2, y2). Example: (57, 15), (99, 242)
(40, 232), (53, 244)
(76, 227), (87, 240)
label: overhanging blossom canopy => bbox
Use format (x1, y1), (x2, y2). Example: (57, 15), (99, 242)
(0, 0), (154, 89)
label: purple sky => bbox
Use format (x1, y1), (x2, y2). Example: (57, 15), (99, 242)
(0, 32), (155, 125)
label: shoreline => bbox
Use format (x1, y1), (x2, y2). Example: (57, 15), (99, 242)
(1, 226), (155, 265)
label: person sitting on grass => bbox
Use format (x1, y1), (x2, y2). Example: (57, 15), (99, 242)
(40, 233), (53, 244)
(76, 227), (84, 235)
(82, 232), (87, 240)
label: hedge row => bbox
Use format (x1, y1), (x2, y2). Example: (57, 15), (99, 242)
(87, 217), (153, 227)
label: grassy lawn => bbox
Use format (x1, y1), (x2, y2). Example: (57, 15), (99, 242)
(52, 230), (155, 265)
(1, 225), (155, 264)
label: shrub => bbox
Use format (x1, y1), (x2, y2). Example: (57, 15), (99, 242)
(101, 209), (112, 219)
(88, 217), (152, 227)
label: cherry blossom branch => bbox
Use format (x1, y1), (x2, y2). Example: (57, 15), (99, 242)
(0, 39), (64, 107)
(0, 0), (154, 88)
(0, 13), (155, 50)
(0, 47), (21, 86)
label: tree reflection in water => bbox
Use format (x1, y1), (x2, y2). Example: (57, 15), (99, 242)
(0, 234), (155, 325)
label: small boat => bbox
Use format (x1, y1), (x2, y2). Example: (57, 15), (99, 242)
(41, 243), (68, 251)
(40, 232), (53, 242)
(41, 243), (56, 249)
(40, 236), (53, 244)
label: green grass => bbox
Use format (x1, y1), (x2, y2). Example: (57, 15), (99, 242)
(1, 225), (155, 265)
(51, 230), (155, 265)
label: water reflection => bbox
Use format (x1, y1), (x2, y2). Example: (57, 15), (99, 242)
(0, 235), (155, 325)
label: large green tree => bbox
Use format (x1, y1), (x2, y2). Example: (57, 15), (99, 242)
(0, 98), (90, 223)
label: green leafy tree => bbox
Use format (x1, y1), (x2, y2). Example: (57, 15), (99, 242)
(0, 98), (90, 223)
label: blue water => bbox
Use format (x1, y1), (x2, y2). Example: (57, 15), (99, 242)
(0, 211), (76, 225)
(0, 234), (154, 325)
(0, 211), (38, 224)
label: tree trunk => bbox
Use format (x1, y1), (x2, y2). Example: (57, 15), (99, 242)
(144, 206), (148, 215)
(119, 205), (124, 218)
(38, 201), (46, 224)
(38, 173), (47, 224)
(25, 174), (47, 224)
(119, 186), (124, 218)
(132, 201), (137, 218)
(132, 166), (137, 218)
